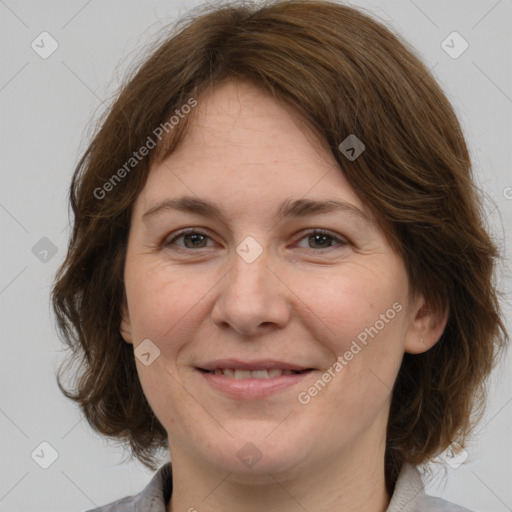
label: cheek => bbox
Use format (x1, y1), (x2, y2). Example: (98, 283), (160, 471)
(125, 265), (208, 429)
(292, 262), (408, 351)
(125, 261), (210, 341)
(298, 265), (408, 409)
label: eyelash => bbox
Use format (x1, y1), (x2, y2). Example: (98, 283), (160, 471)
(164, 228), (348, 251)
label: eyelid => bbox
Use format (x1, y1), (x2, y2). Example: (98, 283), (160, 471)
(164, 228), (214, 248)
(164, 227), (348, 250)
(293, 228), (348, 249)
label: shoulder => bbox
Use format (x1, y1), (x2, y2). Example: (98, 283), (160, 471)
(83, 463), (172, 512)
(416, 494), (474, 511)
(84, 494), (138, 512)
(386, 463), (474, 512)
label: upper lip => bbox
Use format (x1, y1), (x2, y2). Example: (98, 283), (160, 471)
(198, 359), (312, 371)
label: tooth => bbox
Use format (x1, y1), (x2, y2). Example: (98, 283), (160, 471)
(234, 369), (251, 380)
(216, 368), (296, 379)
(252, 370), (270, 379)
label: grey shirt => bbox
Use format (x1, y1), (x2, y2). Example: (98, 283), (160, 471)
(85, 462), (472, 512)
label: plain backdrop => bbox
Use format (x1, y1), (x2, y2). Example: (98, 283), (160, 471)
(0, 1), (511, 511)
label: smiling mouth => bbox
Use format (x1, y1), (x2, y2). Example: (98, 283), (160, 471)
(199, 368), (312, 380)
(197, 365), (315, 399)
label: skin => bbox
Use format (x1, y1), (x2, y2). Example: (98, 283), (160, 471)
(120, 78), (448, 512)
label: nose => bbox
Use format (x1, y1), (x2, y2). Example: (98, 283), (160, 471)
(210, 246), (291, 337)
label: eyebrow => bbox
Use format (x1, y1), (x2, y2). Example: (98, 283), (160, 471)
(142, 195), (372, 226)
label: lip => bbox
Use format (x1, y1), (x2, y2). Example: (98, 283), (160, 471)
(198, 359), (310, 372)
(196, 360), (315, 400)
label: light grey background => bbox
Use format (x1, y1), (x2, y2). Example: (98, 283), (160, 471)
(0, 1), (511, 511)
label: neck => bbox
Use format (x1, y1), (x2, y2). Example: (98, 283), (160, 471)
(167, 425), (390, 512)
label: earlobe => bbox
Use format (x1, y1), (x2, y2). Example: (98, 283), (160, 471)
(120, 302), (133, 344)
(404, 297), (449, 355)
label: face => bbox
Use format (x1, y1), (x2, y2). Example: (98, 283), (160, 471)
(121, 79), (434, 480)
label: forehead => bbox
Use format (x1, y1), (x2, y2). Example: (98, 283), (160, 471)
(181, 79), (333, 167)
(134, 79), (368, 221)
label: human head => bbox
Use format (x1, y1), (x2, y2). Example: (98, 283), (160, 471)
(51, 0), (507, 493)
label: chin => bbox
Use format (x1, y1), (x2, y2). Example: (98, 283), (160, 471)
(197, 429), (315, 480)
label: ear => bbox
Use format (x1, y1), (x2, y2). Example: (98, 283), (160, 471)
(404, 293), (449, 354)
(120, 299), (134, 345)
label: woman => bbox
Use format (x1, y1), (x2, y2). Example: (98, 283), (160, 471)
(51, 1), (508, 511)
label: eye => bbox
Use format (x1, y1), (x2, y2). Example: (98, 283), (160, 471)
(164, 229), (214, 249)
(295, 229), (347, 250)
(163, 228), (348, 251)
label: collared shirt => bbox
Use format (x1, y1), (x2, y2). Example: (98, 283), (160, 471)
(85, 462), (472, 512)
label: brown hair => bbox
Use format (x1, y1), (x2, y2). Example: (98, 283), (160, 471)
(51, 0), (508, 492)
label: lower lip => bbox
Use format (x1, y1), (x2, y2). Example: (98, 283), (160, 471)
(198, 369), (313, 399)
